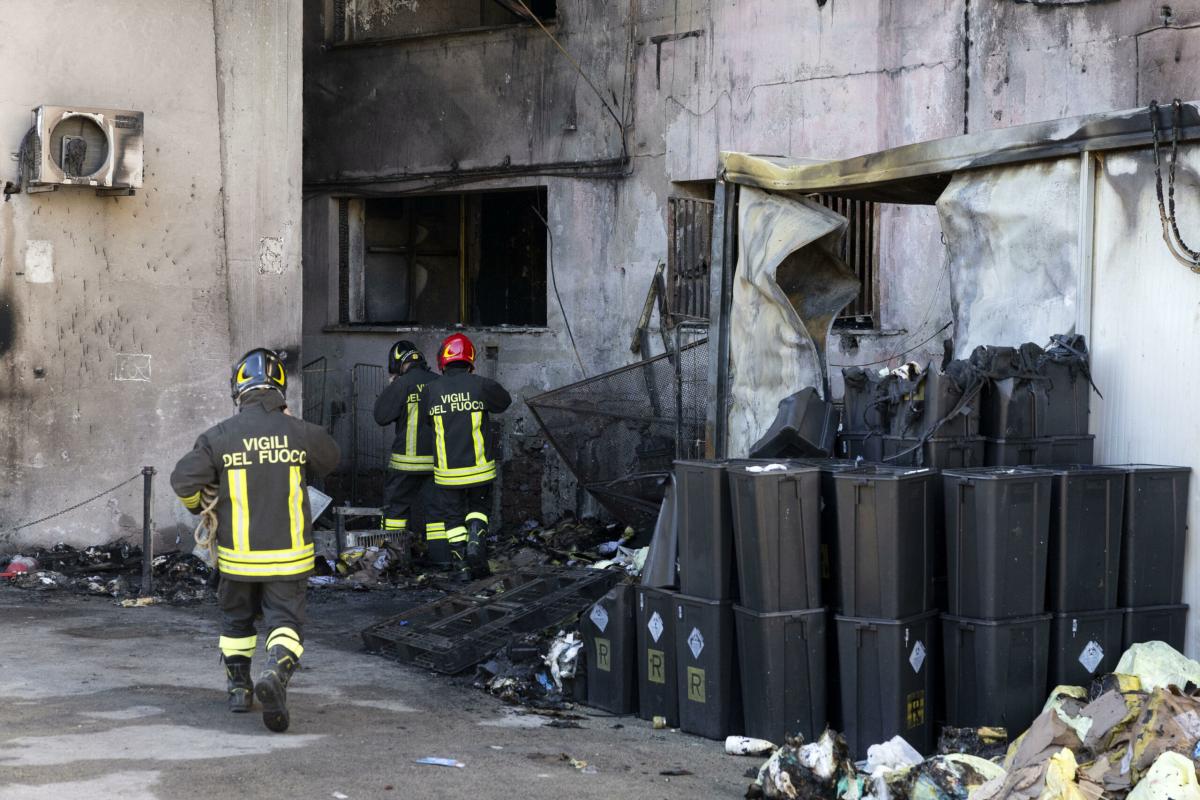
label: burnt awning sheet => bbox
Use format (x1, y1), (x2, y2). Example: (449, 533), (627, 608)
(720, 101), (1200, 204)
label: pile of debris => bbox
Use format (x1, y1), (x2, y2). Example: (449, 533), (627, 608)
(0, 544), (212, 605)
(746, 641), (1200, 800)
(489, 516), (641, 572)
(473, 631), (586, 711)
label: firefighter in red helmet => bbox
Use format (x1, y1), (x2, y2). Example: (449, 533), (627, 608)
(421, 333), (512, 581)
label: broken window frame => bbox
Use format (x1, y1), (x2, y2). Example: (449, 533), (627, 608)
(327, 0), (558, 47)
(333, 188), (549, 330)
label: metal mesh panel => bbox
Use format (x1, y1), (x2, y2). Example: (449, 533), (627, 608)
(527, 338), (709, 529)
(350, 363), (389, 504)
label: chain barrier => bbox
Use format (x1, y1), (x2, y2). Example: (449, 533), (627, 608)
(4, 473), (142, 534)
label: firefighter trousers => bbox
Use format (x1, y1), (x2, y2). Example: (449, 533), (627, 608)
(217, 577), (307, 662)
(382, 468), (431, 536)
(428, 482), (493, 562)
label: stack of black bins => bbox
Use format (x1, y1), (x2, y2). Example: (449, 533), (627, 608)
(942, 467), (1053, 735)
(727, 463), (826, 745)
(1117, 465), (1192, 651)
(791, 457), (865, 731)
(833, 465), (938, 759)
(1043, 466), (1127, 690)
(672, 460), (742, 740)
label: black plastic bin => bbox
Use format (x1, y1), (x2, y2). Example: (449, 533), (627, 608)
(1123, 604), (1188, 652)
(834, 466), (935, 618)
(727, 464), (822, 612)
(836, 610), (938, 759)
(790, 458), (862, 613)
(883, 436), (984, 469)
(675, 593), (741, 740)
(983, 437), (1052, 467)
(1043, 465), (1125, 612)
(838, 432), (884, 463)
(942, 613), (1051, 733)
(943, 467), (1053, 618)
(1048, 435), (1094, 466)
(636, 586), (679, 726)
(1041, 359), (1091, 437)
(749, 388), (839, 458)
(583, 583), (637, 715)
(734, 606), (826, 744)
(1117, 465), (1192, 607)
(980, 377), (1048, 439)
(675, 460), (737, 601)
(1047, 609), (1124, 690)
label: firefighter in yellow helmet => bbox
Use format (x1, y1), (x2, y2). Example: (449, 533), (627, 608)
(373, 340), (440, 564)
(421, 333), (512, 581)
(170, 348), (340, 733)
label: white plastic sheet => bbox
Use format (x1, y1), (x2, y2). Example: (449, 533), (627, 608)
(937, 158), (1081, 356)
(727, 188), (859, 456)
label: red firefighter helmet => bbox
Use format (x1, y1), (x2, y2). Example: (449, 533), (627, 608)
(438, 333), (476, 372)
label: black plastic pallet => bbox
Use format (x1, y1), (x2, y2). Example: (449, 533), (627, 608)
(362, 567), (624, 674)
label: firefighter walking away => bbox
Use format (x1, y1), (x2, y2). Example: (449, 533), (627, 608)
(171, 348), (340, 733)
(373, 340), (439, 564)
(423, 333), (512, 582)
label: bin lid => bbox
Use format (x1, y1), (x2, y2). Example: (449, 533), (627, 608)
(834, 464), (934, 481)
(941, 466), (1055, 479)
(1113, 464), (1192, 474)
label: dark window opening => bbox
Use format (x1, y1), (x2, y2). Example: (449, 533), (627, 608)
(337, 188), (548, 327)
(814, 194), (880, 330)
(331, 0), (557, 44)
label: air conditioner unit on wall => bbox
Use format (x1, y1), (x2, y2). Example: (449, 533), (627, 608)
(26, 105), (144, 195)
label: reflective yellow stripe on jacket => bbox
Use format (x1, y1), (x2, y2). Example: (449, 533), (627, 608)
(220, 466), (314, 578)
(432, 411), (496, 486)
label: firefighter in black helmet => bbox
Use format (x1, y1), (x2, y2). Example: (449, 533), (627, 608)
(422, 333), (512, 581)
(170, 348), (340, 733)
(373, 340), (440, 564)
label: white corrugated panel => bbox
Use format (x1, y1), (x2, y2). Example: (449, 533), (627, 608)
(1091, 144), (1200, 657)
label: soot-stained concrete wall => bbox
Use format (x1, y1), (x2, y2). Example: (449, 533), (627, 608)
(302, 0), (1200, 525)
(0, 0), (303, 552)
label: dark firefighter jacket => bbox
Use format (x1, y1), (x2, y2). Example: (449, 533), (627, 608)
(421, 364), (512, 486)
(170, 392), (341, 581)
(373, 363), (437, 472)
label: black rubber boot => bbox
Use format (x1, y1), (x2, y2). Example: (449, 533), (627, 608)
(255, 646), (299, 733)
(426, 538), (452, 571)
(224, 655), (254, 713)
(466, 520), (490, 577)
(449, 541), (471, 583)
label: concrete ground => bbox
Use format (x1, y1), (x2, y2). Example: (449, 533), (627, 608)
(0, 585), (751, 799)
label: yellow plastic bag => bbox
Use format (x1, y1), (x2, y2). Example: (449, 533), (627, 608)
(1039, 749), (1101, 800)
(1115, 642), (1200, 692)
(1127, 752), (1200, 800)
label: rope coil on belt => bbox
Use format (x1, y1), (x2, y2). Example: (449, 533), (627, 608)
(194, 486), (219, 566)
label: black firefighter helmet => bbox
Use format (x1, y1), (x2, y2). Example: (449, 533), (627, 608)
(388, 340), (425, 375)
(231, 348), (287, 401)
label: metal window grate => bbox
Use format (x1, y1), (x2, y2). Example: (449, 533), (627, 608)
(666, 197), (715, 322)
(816, 194), (879, 326)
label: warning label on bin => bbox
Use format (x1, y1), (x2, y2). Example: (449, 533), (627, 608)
(1078, 640), (1104, 674)
(590, 604), (609, 633)
(648, 649), (666, 684)
(688, 628), (705, 659)
(906, 690), (926, 728)
(596, 637), (612, 672)
(909, 641), (926, 674)
(648, 611), (664, 643)
(687, 666), (706, 703)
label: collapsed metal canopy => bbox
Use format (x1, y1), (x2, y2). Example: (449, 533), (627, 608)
(720, 101), (1200, 204)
